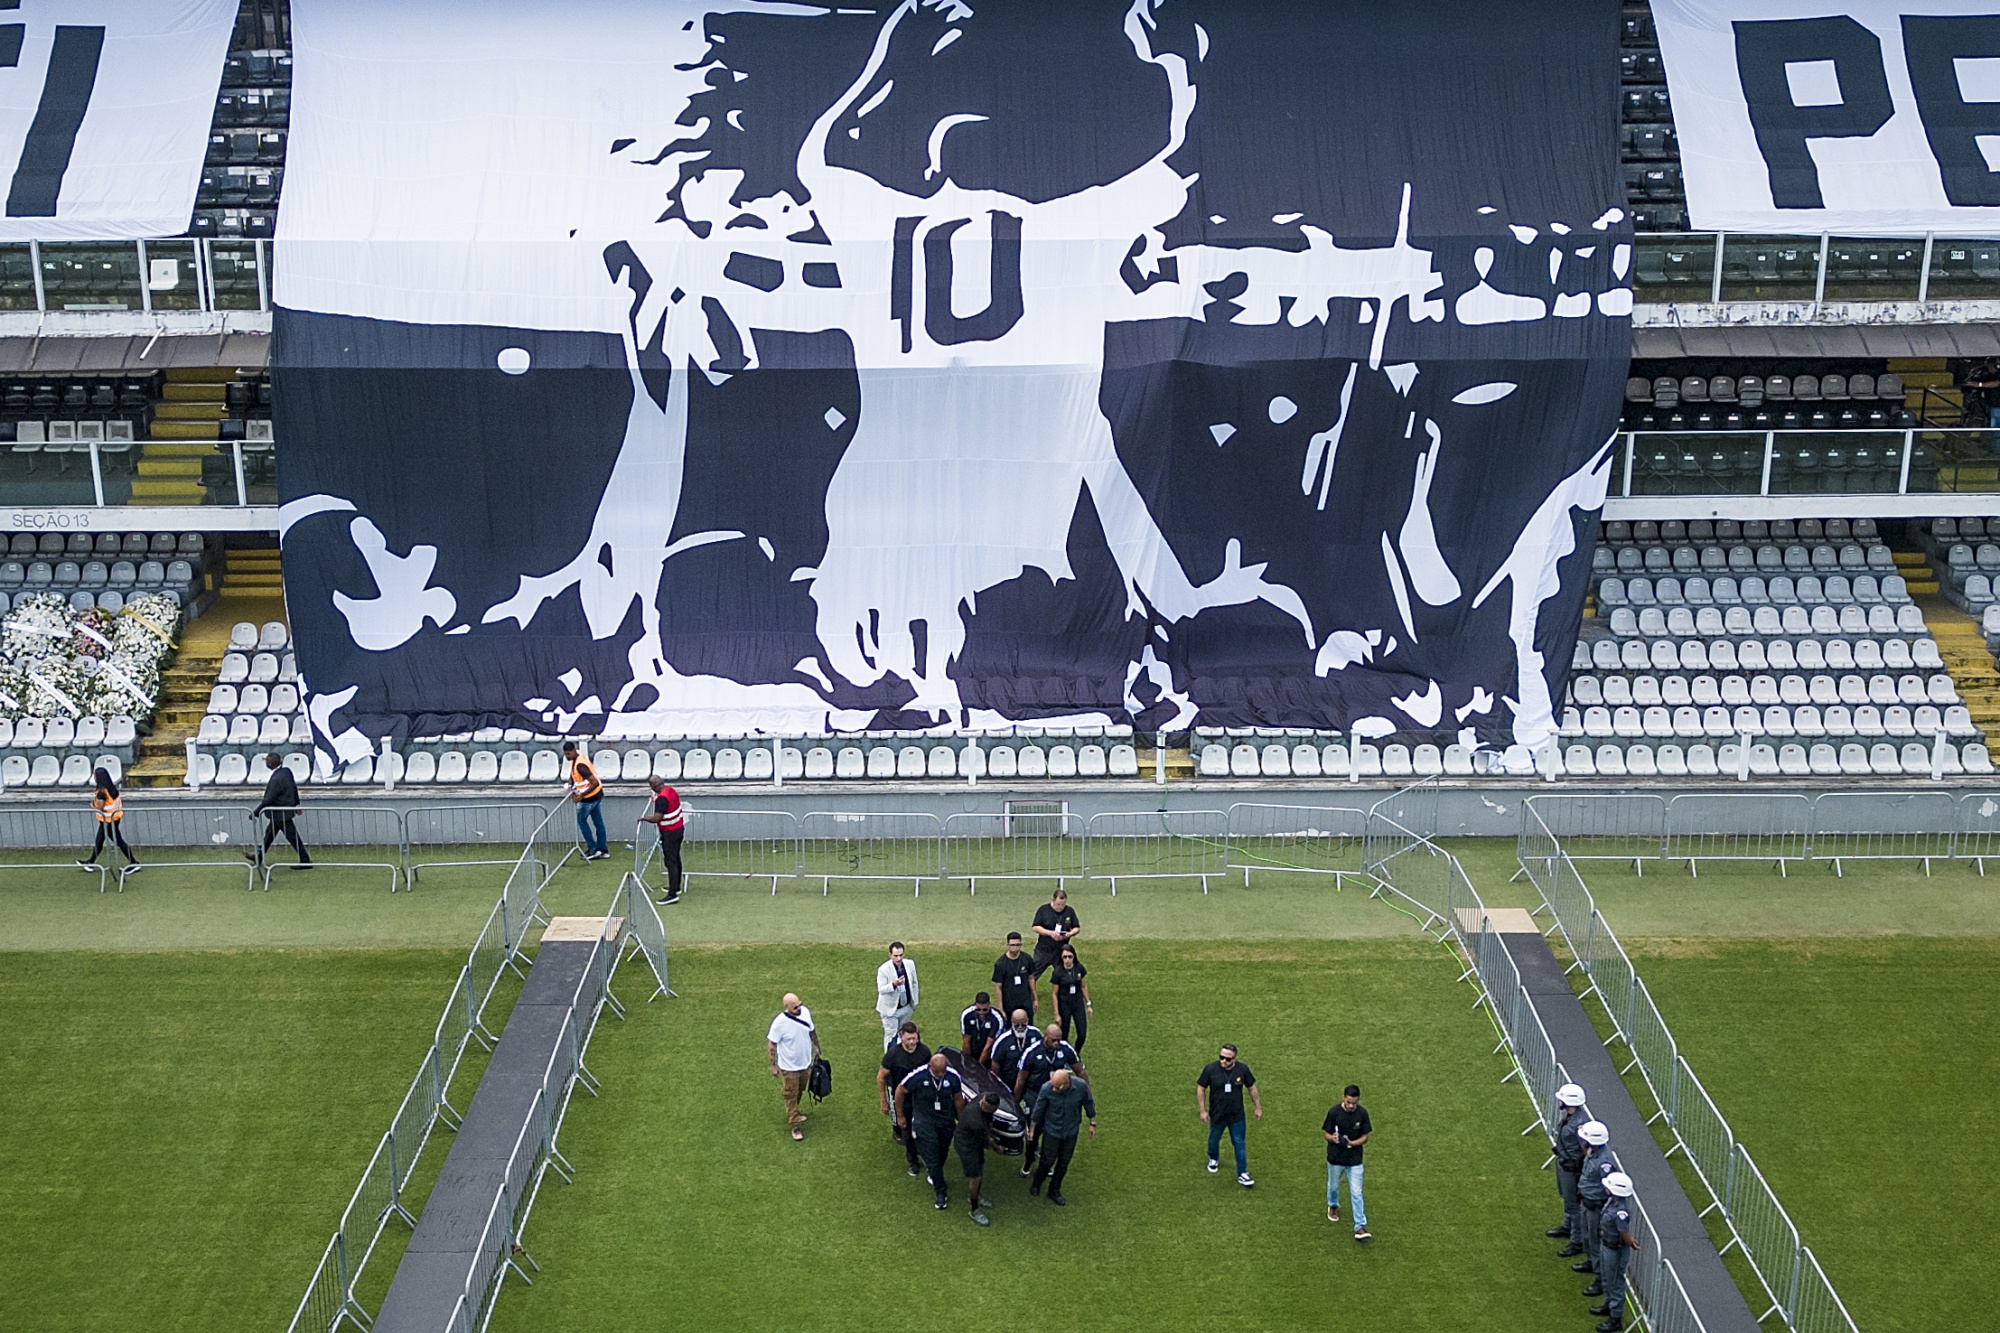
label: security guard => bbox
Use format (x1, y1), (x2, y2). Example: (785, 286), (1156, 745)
(991, 1009), (1038, 1088)
(1014, 1023), (1082, 1177)
(1592, 1172), (1639, 1331)
(1549, 1083), (1589, 1253)
(896, 1051), (966, 1210)
(1573, 1121), (1616, 1287)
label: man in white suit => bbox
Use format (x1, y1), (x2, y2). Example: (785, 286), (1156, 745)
(876, 941), (920, 1049)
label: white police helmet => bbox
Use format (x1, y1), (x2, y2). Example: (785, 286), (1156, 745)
(1605, 1172), (1634, 1198)
(1556, 1083), (1587, 1107)
(1578, 1120), (1610, 1146)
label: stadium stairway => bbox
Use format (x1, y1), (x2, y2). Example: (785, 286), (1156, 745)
(129, 369), (233, 505)
(1923, 600), (2000, 738)
(1887, 356), (1960, 422)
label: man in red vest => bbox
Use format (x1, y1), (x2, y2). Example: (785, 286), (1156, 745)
(638, 775), (685, 903)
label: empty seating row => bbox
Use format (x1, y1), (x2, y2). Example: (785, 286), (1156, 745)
(1574, 634), (1944, 673)
(1597, 574), (1908, 606)
(3, 421), (138, 448)
(0, 589), (162, 616)
(0, 716), (136, 751)
(197, 713), (311, 747)
(215, 651), (297, 684)
(204, 684), (301, 716)
(1595, 543), (1895, 574)
(0, 560), (198, 592)
(0, 753), (127, 788)
(1602, 518), (1876, 543)
(6, 531), (206, 561)
(1200, 740), (1482, 779)
(1569, 672), (1959, 708)
(1926, 517), (1999, 544)
(1550, 740), (1991, 778)
(1628, 373), (1904, 407)
(1559, 702), (1976, 741)
(227, 621), (291, 652)
(1607, 603), (1926, 637)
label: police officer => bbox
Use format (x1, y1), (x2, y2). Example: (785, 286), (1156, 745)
(1014, 1022), (1083, 1177)
(1573, 1121), (1616, 1287)
(896, 1051), (966, 1210)
(1548, 1083), (1589, 1253)
(1592, 1172), (1638, 1331)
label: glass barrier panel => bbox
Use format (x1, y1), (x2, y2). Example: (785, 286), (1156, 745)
(1624, 432), (1765, 496)
(1908, 429), (2000, 494)
(1765, 431), (1904, 493)
(37, 243), (141, 311)
(1631, 233), (1716, 303)
(0, 436), (102, 506)
(211, 241), (261, 310)
(1924, 239), (2000, 301)
(0, 242), (36, 310)
(1716, 234), (1821, 302)
(1821, 237), (1923, 302)
(143, 240), (202, 311)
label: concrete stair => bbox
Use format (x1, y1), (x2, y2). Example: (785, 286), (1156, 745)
(124, 655), (225, 788)
(1887, 356), (1962, 422)
(227, 548), (283, 593)
(148, 368), (229, 441)
(129, 442), (213, 505)
(1922, 599), (2000, 739)
(1895, 549), (1938, 596)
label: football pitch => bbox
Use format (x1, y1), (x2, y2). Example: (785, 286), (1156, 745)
(0, 844), (1992, 1331)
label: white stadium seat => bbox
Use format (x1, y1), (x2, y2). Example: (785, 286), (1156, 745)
(435, 750), (469, 783)
(805, 747), (835, 779)
(653, 749), (682, 781)
(404, 751), (437, 783)
(836, 746), (866, 778)
(931, 744), (961, 778)
(1199, 743), (1230, 776)
(1047, 744), (1078, 778)
(623, 748), (653, 780)
(714, 747), (745, 779)
(342, 756), (376, 784)
(595, 749), (623, 781)
(1075, 744), (1105, 777)
(467, 751), (500, 782)
(866, 746), (896, 778)
(986, 745), (1017, 778)
(213, 753), (249, 786)
(744, 746), (774, 780)
(683, 748), (714, 780)
(499, 751), (530, 782)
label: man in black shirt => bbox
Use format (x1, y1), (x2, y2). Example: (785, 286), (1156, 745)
(1196, 1044), (1261, 1187)
(246, 752), (311, 869)
(991, 932), (1036, 1023)
(1323, 1083), (1372, 1241)
(877, 1022), (930, 1177)
(961, 992), (1003, 1066)
(990, 1010), (1038, 1088)
(955, 1092), (1000, 1226)
(1029, 889), (1080, 1009)
(1014, 1023), (1082, 1176)
(896, 1052), (966, 1209)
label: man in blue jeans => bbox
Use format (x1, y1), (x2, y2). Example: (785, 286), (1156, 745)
(562, 743), (609, 860)
(1324, 1083), (1372, 1241)
(1196, 1044), (1260, 1187)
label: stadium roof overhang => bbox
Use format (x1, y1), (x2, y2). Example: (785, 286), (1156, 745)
(0, 333), (268, 372)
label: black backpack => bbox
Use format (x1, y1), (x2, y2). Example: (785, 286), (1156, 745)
(807, 1057), (832, 1102)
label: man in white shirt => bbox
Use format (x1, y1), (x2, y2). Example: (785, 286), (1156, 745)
(875, 941), (920, 1049)
(766, 992), (821, 1141)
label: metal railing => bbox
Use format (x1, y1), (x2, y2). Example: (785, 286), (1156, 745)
(941, 810), (1087, 892)
(1518, 802), (1860, 1333)
(1520, 789), (2000, 875)
(1222, 802), (1368, 885)
(1082, 809), (1227, 893)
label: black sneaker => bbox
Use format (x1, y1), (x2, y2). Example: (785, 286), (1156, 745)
(124, 864), (142, 874)
(907, 1163), (922, 1177)
(1581, 1283), (1604, 1298)
(1029, 1178), (1042, 1197)
(933, 1196), (948, 1210)
(1546, 1225), (1571, 1238)
(1049, 1193), (1066, 1207)
(1019, 1163), (1034, 1177)
(1595, 1320), (1622, 1333)
(1590, 1304), (1612, 1317)
(1572, 1261), (1596, 1273)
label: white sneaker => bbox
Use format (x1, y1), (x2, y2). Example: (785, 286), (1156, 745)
(1238, 1173), (1255, 1187)
(1207, 1159), (1219, 1173)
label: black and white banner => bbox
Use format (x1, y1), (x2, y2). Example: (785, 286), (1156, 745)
(275, 0), (1628, 756)
(1658, 0), (2000, 235)
(0, 0), (236, 240)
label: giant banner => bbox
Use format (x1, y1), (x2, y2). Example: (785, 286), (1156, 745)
(1657, 0), (2000, 235)
(275, 0), (1628, 757)
(0, 0), (237, 240)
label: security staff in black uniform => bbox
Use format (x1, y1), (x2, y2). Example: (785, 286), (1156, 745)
(961, 992), (1004, 1066)
(1013, 1023), (1083, 1177)
(991, 932), (1037, 1022)
(878, 1022), (931, 1177)
(1574, 1121), (1616, 1289)
(955, 1092), (1000, 1226)
(1549, 1083), (1589, 1253)
(991, 1010), (1038, 1088)
(1592, 1172), (1639, 1331)
(897, 1051), (966, 1210)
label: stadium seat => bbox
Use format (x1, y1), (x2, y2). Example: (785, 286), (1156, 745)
(435, 750), (469, 783)
(467, 751), (500, 782)
(1017, 744), (1048, 778)
(740, 745), (772, 781)
(1352, 743), (1383, 777)
(226, 715), (259, 744)
(403, 751), (437, 783)
(958, 743), (987, 779)
(1047, 744), (1077, 778)
(218, 653), (250, 683)
(1966, 743), (1995, 774)
(342, 756), (376, 784)
(618, 748), (649, 780)
(1321, 743), (1350, 776)
(178, 751), (214, 787)
(680, 748), (712, 780)
(212, 752), (249, 786)
(1199, 743), (1229, 776)
(710, 746), (742, 779)
(897, 745), (927, 778)
(1107, 743), (1139, 777)
(499, 750), (530, 782)
(207, 685), (238, 713)
(257, 715), (289, 746)
(289, 717), (313, 746)
(1595, 744), (1625, 776)
(931, 744), (962, 778)
(229, 622), (257, 651)
(1412, 743), (1442, 777)
(238, 684), (270, 714)
(1563, 744), (1595, 776)
(258, 622), (288, 650)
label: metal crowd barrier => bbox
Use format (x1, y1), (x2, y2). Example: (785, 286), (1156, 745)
(798, 811), (944, 894)
(1082, 809), (1227, 893)
(1522, 793), (1668, 870)
(406, 803), (560, 880)
(677, 809), (802, 894)
(0, 806), (111, 891)
(941, 810), (1086, 892)
(1661, 793), (1813, 875)
(1522, 813), (1860, 1333)
(1222, 802), (1368, 885)
(618, 873), (674, 1002)
(1808, 791), (1956, 876)
(254, 803), (406, 891)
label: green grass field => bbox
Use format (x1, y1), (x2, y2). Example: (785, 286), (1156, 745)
(0, 841), (1992, 1331)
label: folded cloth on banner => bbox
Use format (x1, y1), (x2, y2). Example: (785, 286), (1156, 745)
(0, 0), (238, 240)
(275, 0), (1629, 754)
(1655, 0), (2000, 235)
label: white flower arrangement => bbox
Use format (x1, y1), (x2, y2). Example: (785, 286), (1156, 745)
(0, 591), (179, 723)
